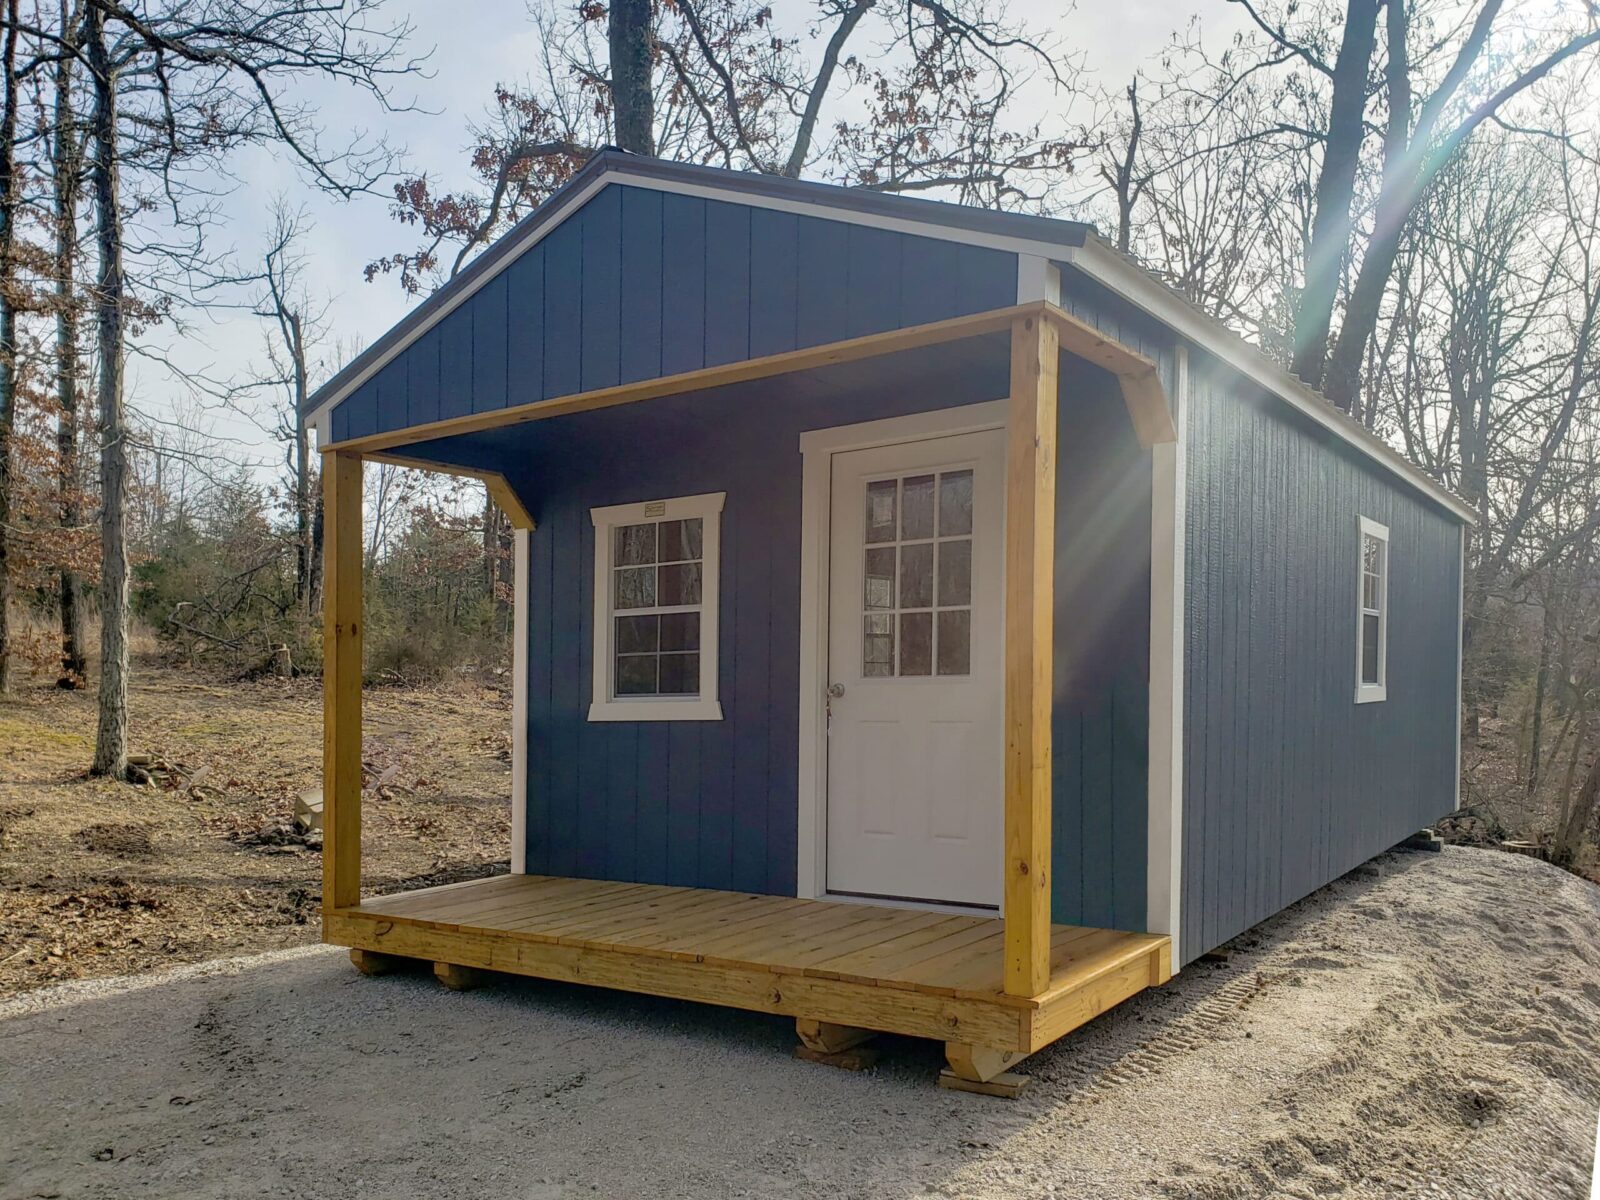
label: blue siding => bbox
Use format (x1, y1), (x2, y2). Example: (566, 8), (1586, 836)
(330, 182), (1018, 440)
(1050, 357), (1151, 932)
(440, 350), (1010, 896)
(1180, 350), (1462, 964)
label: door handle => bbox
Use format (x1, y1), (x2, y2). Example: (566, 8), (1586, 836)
(827, 683), (846, 699)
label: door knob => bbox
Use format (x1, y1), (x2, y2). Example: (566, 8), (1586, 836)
(827, 683), (846, 698)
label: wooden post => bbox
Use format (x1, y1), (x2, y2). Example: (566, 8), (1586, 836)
(322, 450), (363, 913)
(1003, 311), (1058, 998)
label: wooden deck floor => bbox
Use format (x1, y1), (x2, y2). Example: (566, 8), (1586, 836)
(324, 874), (1171, 1061)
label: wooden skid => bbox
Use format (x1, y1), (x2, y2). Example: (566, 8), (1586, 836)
(324, 875), (1169, 1058)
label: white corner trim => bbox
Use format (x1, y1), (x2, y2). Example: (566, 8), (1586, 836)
(795, 399), (1009, 901)
(1147, 343), (1187, 967)
(511, 528), (529, 874)
(1355, 515), (1390, 705)
(588, 491), (725, 723)
(1062, 240), (1477, 526)
(1454, 525), (1465, 809)
(1016, 254), (1062, 304)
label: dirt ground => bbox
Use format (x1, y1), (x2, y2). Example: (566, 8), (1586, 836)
(1, 846), (1596, 1199)
(0, 663), (510, 994)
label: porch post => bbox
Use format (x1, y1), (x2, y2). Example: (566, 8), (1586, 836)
(1003, 309), (1058, 998)
(322, 450), (364, 913)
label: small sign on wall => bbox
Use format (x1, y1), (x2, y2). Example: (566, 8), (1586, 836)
(643, 501), (667, 518)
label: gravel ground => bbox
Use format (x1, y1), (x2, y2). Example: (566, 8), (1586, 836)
(2, 846), (1598, 1200)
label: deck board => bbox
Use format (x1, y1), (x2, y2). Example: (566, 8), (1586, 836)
(336, 874), (1170, 1055)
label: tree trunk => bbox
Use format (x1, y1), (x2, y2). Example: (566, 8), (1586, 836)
(1526, 587), (1558, 795)
(0, 0), (20, 695)
(608, 0), (655, 155)
(54, 4), (88, 688)
(88, 5), (129, 779)
(1289, 0), (1381, 387)
(1553, 738), (1598, 869)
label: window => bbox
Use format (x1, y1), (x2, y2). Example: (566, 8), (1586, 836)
(861, 469), (974, 677)
(589, 493), (724, 722)
(1356, 516), (1389, 704)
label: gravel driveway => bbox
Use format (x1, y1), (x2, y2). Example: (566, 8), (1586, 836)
(3, 847), (1598, 1199)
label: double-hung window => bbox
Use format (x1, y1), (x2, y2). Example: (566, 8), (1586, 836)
(1356, 516), (1389, 703)
(589, 492), (724, 721)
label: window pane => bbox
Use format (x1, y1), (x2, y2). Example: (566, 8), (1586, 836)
(1362, 613), (1381, 684)
(659, 611), (700, 652)
(938, 539), (972, 607)
(939, 470), (973, 536)
(937, 609), (971, 676)
(659, 518), (702, 563)
(863, 613), (894, 677)
(1363, 572), (1379, 611)
(899, 542), (934, 609)
(658, 652), (699, 695)
(658, 562), (702, 606)
(864, 547), (896, 610)
(899, 612), (932, 676)
(614, 566), (656, 609)
(616, 614), (659, 654)
(901, 474), (935, 539)
(615, 654), (658, 695)
(1363, 533), (1381, 579)
(865, 480), (897, 544)
(616, 523), (657, 566)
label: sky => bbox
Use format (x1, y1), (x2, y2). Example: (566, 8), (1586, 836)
(138, 0), (1250, 479)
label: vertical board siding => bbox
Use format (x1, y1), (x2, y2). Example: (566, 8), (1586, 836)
(1180, 350), (1462, 964)
(481, 356), (1009, 897)
(333, 180), (1017, 440)
(1050, 356), (1152, 932)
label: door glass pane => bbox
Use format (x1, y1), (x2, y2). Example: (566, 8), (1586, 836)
(658, 652), (699, 695)
(659, 611), (700, 652)
(937, 539), (971, 607)
(901, 475), (935, 539)
(614, 566), (656, 610)
(659, 518), (702, 563)
(615, 614), (659, 654)
(937, 610), (971, 676)
(900, 612), (932, 676)
(938, 470), (973, 536)
(864, 547), (896, 610)
(658, 562), (702, 606)
(615, 654), (658, 695)
(865, 480), (897, 544)
(615, 523), (657, 566)
(899, 542), (934, 608)
(863, 614), (894, 677)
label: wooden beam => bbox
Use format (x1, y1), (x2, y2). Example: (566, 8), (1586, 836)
(322, 451), (364, 913)
(320, 303), (1035, 455)
(1002, 313), (1058, 999)
(1042, 303), (1177, 448)
(364, 451), (535, 530)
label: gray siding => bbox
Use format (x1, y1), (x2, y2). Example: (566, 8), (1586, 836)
(329, 183), (1016, 442)
(1180, 351), (1462, 963)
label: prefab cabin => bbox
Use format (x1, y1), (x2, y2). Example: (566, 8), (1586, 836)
(306, 152), (1470, 1088)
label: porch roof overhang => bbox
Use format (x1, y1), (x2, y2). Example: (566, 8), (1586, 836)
(317, 300), (1177, 472)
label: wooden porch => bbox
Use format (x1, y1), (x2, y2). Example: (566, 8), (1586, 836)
(324, 873), (1171, 1084)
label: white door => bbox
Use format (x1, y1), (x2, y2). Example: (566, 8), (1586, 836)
(824, 428), (1006, 908)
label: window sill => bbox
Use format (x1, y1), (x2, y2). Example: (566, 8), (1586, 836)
(1354, 685), (1387, 705)
(587, 699), (725, 723)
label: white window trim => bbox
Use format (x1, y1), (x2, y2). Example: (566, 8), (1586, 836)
(588, 492), (725, 722)
(1356, 515), (1389, 705)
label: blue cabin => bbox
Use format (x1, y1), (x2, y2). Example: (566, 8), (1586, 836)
(307, 153), (1470, 1087)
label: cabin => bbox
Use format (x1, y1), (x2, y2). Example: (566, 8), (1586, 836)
(303, 152), (1470, 1092)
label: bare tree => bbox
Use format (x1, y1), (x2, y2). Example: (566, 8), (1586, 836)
(0, 0), (21, 695)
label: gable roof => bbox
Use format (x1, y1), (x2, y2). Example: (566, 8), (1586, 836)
(303, 150), (1094, 422)
(307, 150), (1473, 526)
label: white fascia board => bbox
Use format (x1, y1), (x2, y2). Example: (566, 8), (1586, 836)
(1062, 240), (1477, 526)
